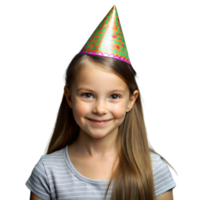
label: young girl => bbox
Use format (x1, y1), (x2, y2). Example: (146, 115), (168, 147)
(25, 5), (177, 200)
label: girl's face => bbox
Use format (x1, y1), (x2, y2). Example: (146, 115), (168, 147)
(64, 58), (138, 140)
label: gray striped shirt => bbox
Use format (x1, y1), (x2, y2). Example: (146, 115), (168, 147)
(25, 145), (176, 200)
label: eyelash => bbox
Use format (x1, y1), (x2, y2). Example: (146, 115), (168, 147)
(81, 93), (121, 99)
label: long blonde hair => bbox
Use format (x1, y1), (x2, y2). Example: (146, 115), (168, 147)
(44, 53), (177, 200)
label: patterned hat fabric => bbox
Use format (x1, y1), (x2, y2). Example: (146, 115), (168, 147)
(79, 5), (131, 65)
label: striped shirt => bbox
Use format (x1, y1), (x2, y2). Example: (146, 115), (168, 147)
(25, 145), (176, 200)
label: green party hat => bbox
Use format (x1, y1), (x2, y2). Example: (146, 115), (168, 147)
(79, 5), (131, 64)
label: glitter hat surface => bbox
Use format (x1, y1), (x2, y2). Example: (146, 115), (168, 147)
(79, 5), (131, 65)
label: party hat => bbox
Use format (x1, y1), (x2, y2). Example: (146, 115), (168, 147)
(79, 5), (131, 65)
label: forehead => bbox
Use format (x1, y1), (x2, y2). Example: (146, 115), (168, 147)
(74, 58), (128, 92)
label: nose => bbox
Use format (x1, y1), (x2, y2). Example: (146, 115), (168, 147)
(92, 99), (108, 114)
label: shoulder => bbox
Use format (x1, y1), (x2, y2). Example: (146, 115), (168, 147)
(149, 152), (176, 197)
(150, 152), (161, 169)
(150, 152), (171, 173)
(28, 147), (65, 180)
(25, 147), (66, 200)
(29, 149), (59, 173)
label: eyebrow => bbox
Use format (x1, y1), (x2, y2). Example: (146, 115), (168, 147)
(77, 87), (125, 94)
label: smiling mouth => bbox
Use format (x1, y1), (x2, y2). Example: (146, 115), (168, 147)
(87, 118), (112, 122)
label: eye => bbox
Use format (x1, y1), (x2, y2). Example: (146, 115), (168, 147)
(81, 93), (121, 99)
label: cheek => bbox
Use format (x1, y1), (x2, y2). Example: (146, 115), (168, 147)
(111, 103), (127, 119)
(73, 101), (89, 119)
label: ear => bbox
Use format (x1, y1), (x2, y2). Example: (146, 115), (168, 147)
(126, 90), (139, 112)
(64, 86), (69, 100)
(64, 86), (73, 108)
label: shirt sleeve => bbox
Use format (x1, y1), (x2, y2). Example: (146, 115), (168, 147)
(153, 156), (176, 196)
(25, 156), (51, 200)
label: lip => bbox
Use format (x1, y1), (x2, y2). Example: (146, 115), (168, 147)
(87, 118), (111, 122)
(87, 118), (112, 126)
